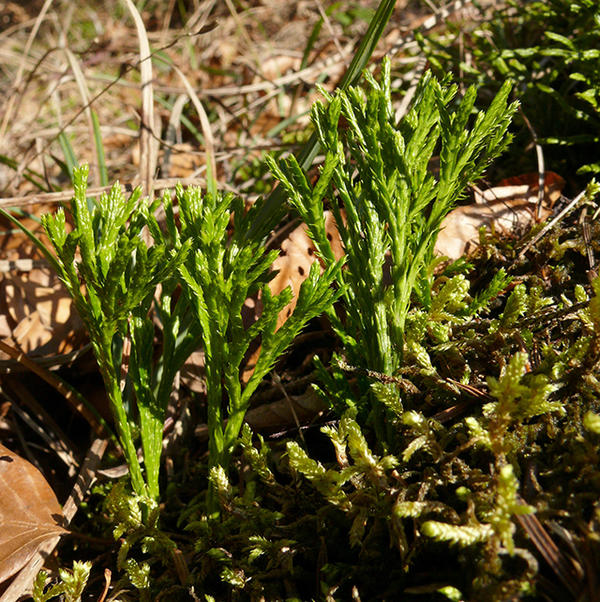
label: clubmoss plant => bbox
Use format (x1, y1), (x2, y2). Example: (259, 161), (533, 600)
(41, 165), (190, 499)
(269, 57), (517, 436)
(4, 166), (341, 506)
(175, 185), (343, 476)
(32, 561), (92, 602)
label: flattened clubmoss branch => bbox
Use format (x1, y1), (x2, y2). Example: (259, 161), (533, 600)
(466, 351), (562, 463)
(176, 185), (344, 476)
(421, 464), (534, 556)
(41, 165), (191, 499)
(32, 560), (92, 602)
(269, 58), (517, 379)
(269, 57), (517, 440)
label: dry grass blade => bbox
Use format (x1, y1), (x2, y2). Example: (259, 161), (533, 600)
(517, 512), (582, 596)
(0, 0), (54, 143)
(168, 64), (217, 195)
(123, 0), (157, 197)
(61, 48), (100, 185)
(0, 177), (206, 210)
(0, 442), (67, 586)
(518, 188), (588, 258)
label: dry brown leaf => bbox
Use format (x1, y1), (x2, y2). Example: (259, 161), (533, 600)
(436, 172), (565, 260)
(258, 55), (302, 82)
(434, 197), (552, 260)
(244, 388), (327, 434)
(194, 388), (328, 441)
(164, 143), (204, 178)
(269, 211), (344, 329)
(0, 269), (84, 359)
(0, 443), (67, 585)
(494, 171), (565, 206)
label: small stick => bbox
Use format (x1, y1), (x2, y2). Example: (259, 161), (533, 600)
(518, 189), (587, 258)
(519, 107), (546, 220)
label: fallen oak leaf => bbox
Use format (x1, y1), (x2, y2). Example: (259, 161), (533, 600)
(0, 269), (85, 358)
(492, 171), (566, 206)
(435, 172), (565, 260)
(434, 196), (553, 260)
(0, 443), (67, 585)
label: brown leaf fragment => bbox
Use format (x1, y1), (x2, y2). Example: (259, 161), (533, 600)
(434, 198), (551, 260)
(0, 443), (67, 585)
(494, 171), (566, 207)
(193, 389), (328, 441)
(269, 211), (344, 329)
(435, 172), (565, 260)
(0, 268), (85, 360)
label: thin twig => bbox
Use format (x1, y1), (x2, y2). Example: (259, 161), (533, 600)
(519, 107), (546, 219)
(518, 189), (588, 258)
(271, 371), (305, 444)
(0, 176), (206, 209)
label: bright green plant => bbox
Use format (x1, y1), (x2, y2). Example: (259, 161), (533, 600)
(418, 0), (600, 176)
(268, 57), (517, 436)
(270, 58), (516, 373)
(176, 185), (343, 473)
(40, 165), (190, 499)
(0, 0), (396, 510)
(33, 561), (92, 602)
(4, 167), (340, 505)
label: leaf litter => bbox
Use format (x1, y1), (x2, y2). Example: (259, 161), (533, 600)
(0, 0), (598, 599)
(0, 442), (67, 585)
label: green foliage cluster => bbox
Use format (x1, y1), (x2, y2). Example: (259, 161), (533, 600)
(417, 0), (600, 178)
(269, 57), (516, 440)
(41, 168), (189, 500)
(2, 169), (340, 507)
(177, 186), (342, 475)
(172, 260), (600, 600)
(151, 61), (600, 599)
(32, 561), (92, 602)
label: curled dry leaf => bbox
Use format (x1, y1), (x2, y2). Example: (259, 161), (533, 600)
(434, 198), (550, 260)
(1, 207), (86, 366)
(0, 442), (67, 585)
(436, 171), (565, 260)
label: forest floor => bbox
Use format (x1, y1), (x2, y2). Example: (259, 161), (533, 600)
(1, 1), (599, 600)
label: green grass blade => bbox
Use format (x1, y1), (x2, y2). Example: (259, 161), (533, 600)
(300, 17), (324, 71)
(57, 131), (78, 183)
(0, 155), (50, 192)
(0, 207), (61, 274)
(91, 110), (109, 187)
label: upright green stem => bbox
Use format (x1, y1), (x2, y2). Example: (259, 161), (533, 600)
(97, 334), (147, 497)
